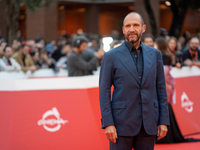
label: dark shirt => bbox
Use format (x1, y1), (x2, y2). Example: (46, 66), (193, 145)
(51, 46), (65, 62)
(125, 41), (144, 84)
(182, 49), (200, 62)
(22, 57), (26, 66)
(80, 49), (97, 75)
(67, 50), (99, 77)
(162, 54), (171, 66)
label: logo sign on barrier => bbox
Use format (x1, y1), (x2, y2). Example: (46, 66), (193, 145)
(181, 92), (194, 113)
(37, 107), (68, 132)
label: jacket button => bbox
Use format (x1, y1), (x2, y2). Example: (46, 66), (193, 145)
(138, 102), (141, 105)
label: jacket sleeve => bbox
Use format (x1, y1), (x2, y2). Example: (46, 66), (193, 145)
(156, 51), (170, 126)
(12, 54), (28, 73)
(69, 54), (98, 71)
(99, 52), (114, 129)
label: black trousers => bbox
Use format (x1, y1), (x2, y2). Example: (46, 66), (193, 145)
(110, 125), (156, 150)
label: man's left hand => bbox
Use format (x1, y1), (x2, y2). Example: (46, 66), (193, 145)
(157, 125), (168, 140)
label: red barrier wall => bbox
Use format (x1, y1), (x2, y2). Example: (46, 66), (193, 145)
(0, 88), (109, 150)
(0, 67), (200, 149)
(172, 76), (200, 136)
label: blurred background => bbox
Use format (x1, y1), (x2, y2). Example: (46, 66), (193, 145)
(0, 0), (199, 44)
(0, 1), (200, 150)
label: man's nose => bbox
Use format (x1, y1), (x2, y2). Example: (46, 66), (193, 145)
(129, 26), (135, 31)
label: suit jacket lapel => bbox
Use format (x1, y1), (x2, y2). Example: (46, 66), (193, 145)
(116, 42), (140, 84)
(141, 44), (153, 86)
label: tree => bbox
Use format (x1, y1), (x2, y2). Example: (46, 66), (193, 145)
(144, 0), (157, 38)
(169, 0), (200, 38)
(0, 0), (53, 45)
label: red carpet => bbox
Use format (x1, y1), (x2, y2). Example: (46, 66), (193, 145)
(155, 134), (200, 150)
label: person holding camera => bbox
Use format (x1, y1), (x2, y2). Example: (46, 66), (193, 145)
(67, 36), (104, 76)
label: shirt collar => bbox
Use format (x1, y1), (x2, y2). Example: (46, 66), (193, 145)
(2, 56), (8, 63)
(125, 40), (143, 53)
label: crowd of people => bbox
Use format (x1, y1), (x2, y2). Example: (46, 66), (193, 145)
(142, 30), (200, 69)
(0, 13), (200, 147)
(0, 33), (105, 76)
(0, 28), (200, 77)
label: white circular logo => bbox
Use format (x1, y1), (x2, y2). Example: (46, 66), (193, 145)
(181, 92), (194, 113)
(38, 107), (68, 132)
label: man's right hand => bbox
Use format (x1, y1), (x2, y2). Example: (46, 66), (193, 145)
(105, 125), (118, 143)
(29, 66), (37, 72)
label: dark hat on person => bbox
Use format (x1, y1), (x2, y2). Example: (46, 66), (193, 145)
(73, 36), (89, 48)
(160, 28), (168, 37)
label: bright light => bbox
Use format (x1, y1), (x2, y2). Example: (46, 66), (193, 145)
(165, 1), (171, 6)
(77, 29), (83, 35)
(102, 37), (113, 52)
(59, 6), (65, 11)
(88, 42), (92, 47)
(128, 6), (134, 11)
(102, 37), (113, 45)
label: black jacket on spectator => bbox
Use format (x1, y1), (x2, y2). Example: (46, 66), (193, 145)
(67, 50), (99, 77)
(162, 54), (171, 66)
(80, 49), (97, 75)
(182, 49), (200, 62)
(51, 46), (65, 62)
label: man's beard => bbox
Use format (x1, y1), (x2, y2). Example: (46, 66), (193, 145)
(126, 31), (142, 44)
(190, 47), (198, 51)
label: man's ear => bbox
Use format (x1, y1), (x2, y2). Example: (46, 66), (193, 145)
(122, 26), (125, 35)
(142, 24), (146, 33)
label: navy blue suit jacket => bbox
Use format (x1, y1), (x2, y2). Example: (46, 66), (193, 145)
(99, 42), (170, 136)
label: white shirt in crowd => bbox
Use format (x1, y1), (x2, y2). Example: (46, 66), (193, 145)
(0, 56), (21, 72)
(56, 56), (67, 69)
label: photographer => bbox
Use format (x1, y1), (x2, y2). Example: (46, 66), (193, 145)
(67, 36), (104, 76)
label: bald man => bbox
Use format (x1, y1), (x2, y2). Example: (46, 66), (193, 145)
(99, 12), (169, 150)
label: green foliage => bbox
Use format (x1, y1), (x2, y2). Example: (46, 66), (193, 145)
(190, 0), (200, 10)
(1, 0), (53, 44)
(169, 0), (200, 37)
(0, 0), (53, 11)
(171, 0), (200, 10)
(195, 28), (200, 33)
(24, 0), (54, 11)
